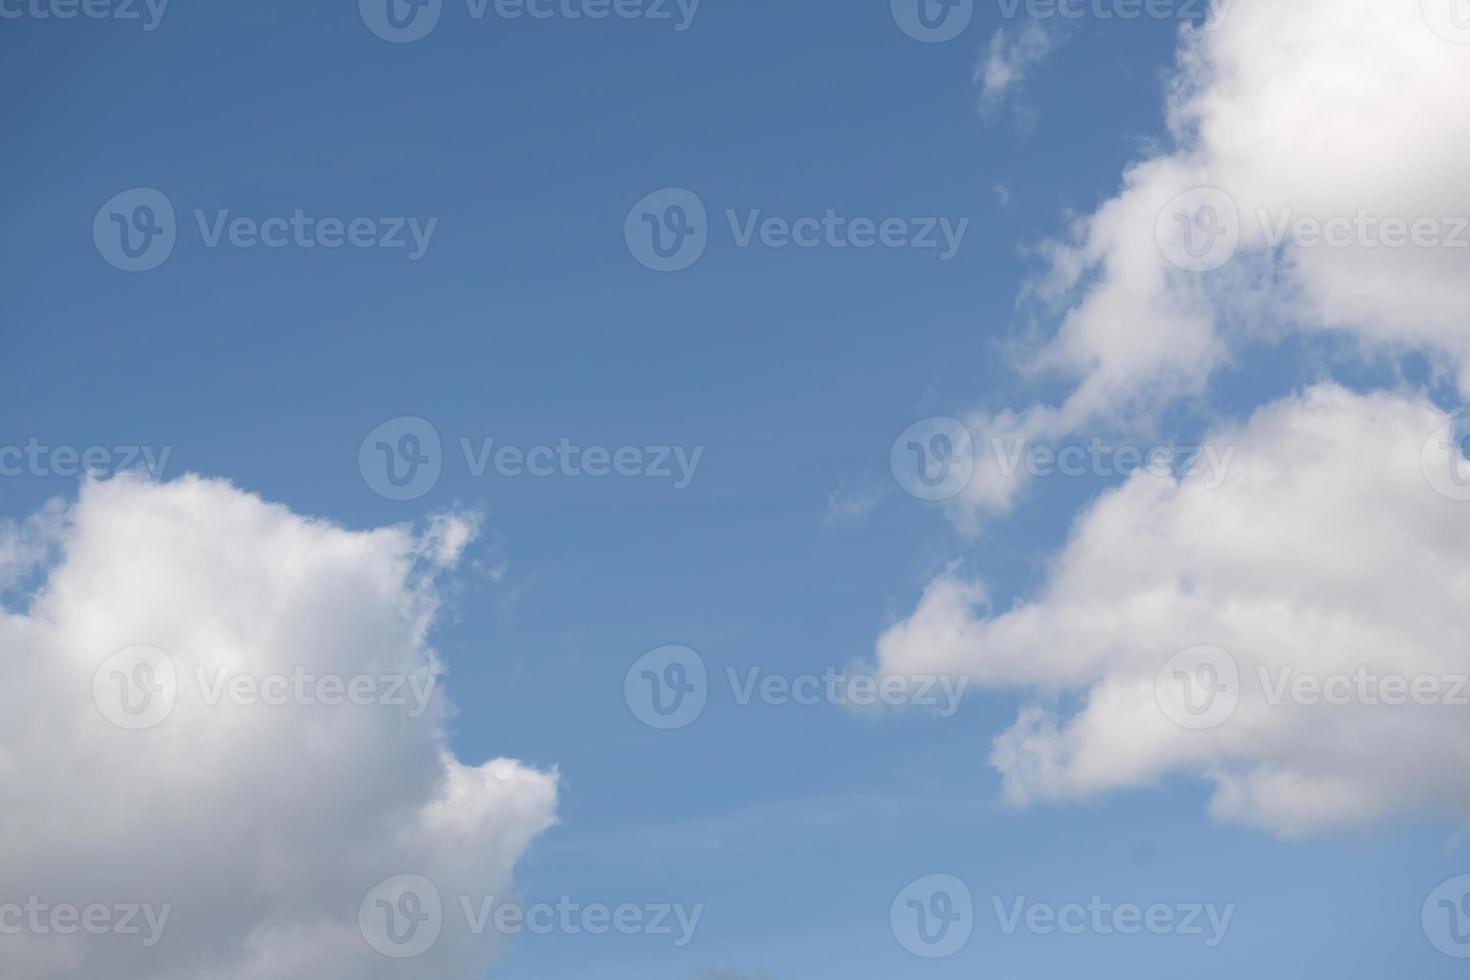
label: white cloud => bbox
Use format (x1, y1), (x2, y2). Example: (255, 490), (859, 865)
(962, 0), (1470, 518)
(822, 479), (885, 529)
(977, 22), (1066, 110)
(0, 474), (557, 978)
(878, 385), (1470, 836)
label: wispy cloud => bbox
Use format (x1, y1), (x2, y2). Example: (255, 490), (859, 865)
(977, 22), (1067, 113)
(822, 479), (886, 529)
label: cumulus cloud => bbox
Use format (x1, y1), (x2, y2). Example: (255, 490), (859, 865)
(0, 474), (557, 978)
(878, 385), (1470, 836)
(962, 0), (1470, 519)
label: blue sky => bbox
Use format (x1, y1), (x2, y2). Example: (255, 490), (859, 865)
(3, 1), (1468, 977)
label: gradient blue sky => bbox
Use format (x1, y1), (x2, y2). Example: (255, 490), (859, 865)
(2, 1), (1463, 977)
